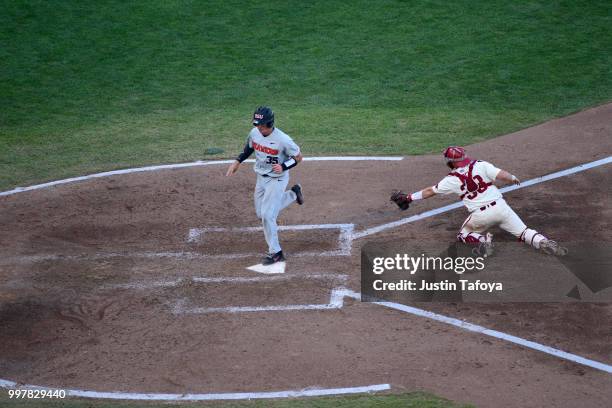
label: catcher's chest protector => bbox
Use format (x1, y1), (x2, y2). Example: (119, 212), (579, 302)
(449, 160), (492, 199)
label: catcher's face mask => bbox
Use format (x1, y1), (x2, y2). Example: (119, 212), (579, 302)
(443, 146), (466, 169)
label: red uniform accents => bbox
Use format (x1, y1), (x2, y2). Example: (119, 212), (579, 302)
(450, 160), (492, 200)
(457, 232), (484, 244)
(443, 146), (471, 168)
(252, 141), (279, 155)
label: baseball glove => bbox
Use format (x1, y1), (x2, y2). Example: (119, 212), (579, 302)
(390, 190), (411, 210)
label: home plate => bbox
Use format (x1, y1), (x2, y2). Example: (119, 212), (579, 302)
(247, 262), (286, 274)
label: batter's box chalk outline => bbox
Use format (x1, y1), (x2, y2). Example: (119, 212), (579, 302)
(187, 223), (355, 257)
(172, 287), (352, 314)
(103, 273), (349, 290)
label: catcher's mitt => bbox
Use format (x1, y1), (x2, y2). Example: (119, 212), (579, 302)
(390, 190), (411, 210)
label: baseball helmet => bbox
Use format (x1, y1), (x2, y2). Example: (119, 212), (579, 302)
(252, 105), (274, 127)
(443, 146), (471, 169)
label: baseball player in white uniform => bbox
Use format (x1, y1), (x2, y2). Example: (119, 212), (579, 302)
(391, 146), (567, 257)
(226, 106), (304, 264)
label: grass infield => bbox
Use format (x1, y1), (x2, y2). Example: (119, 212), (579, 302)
(1, 0), (610, 190)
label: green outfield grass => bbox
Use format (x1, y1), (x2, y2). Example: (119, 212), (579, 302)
(1, 0), (610, 190)
(0, 391), (472, 408)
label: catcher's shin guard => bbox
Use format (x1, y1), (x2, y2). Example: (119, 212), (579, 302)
(519, 228), (546, 249)
(457, 231), (486, 244)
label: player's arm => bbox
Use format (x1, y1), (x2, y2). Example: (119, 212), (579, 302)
(495, 169), (520, 185)
(407, 186), (437, 204)
(413, 186), (437, 200)
(481, 161), (520, 185)
(272, 152), (303, 174)
(226, 141), (254, 177)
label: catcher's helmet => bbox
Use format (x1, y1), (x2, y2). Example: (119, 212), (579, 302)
(443, 146), (471, 169)
(252, 106), (274, 127)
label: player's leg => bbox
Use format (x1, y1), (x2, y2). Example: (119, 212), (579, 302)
(254, 176), (266, 219)
(497, 202), (539, 246)
(457, 213), (487, 244)
(457, 209), (497, 257)
(498, 201), (566, 255)
(279, 186), (297, 211)
(260, 176), (289, 260)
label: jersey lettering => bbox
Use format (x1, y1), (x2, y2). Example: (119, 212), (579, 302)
(451, 161), (492, 200)
(252, 141), (279, 155)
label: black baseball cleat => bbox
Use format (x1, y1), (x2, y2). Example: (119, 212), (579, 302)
(262, 250), (285, 265)
(291, 184), (304, 205)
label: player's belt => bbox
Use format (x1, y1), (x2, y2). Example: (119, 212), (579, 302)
(479, 201), (496, 211)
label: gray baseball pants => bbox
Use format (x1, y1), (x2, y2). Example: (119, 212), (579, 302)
(254, 173), (297, 254)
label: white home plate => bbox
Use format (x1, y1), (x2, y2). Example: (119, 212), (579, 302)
(247, 262), (286, 274)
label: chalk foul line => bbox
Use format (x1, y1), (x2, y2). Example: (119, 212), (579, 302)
(169, 287), (612, 374)
(0, 157), (403, 197)
(0, 379), (391, 401)
(340, 291), (612, 375)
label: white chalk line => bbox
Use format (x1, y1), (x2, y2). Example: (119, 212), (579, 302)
(174, 287), (351, 314)
(104, 273), (348, 290)
(0, 157), (403, 198)
(189, 223), (354, 236)
(0, 379), (390, 401)
(353, 156), (612, 239)
(187, 223), (355, 256)
(8, 223), (356, 264)
(193, 273), (348, 284)
(7, 251), (252, 263)
(170, 288), (612, 374)
(342, 291), (612, 374)
(9, 248), (348, 264)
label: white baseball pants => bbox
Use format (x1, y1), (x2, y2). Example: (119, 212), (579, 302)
(457, 199), (547, 249)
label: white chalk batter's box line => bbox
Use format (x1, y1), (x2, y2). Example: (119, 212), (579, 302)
(9, 248), (349, 263)
(104, 273), (349, 290)
(187, 223), (355, 256)
(173, 287), (351, 314)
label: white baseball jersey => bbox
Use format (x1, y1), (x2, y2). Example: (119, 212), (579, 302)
(247, 127), (300, 177)
(433, 160), (503, 212)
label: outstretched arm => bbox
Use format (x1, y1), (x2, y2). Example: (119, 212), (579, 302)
(413, 186), (436, 200)
(495, 170), (520, 185)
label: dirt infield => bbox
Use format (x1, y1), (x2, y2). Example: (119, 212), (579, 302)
(1, 104), (611, 407)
